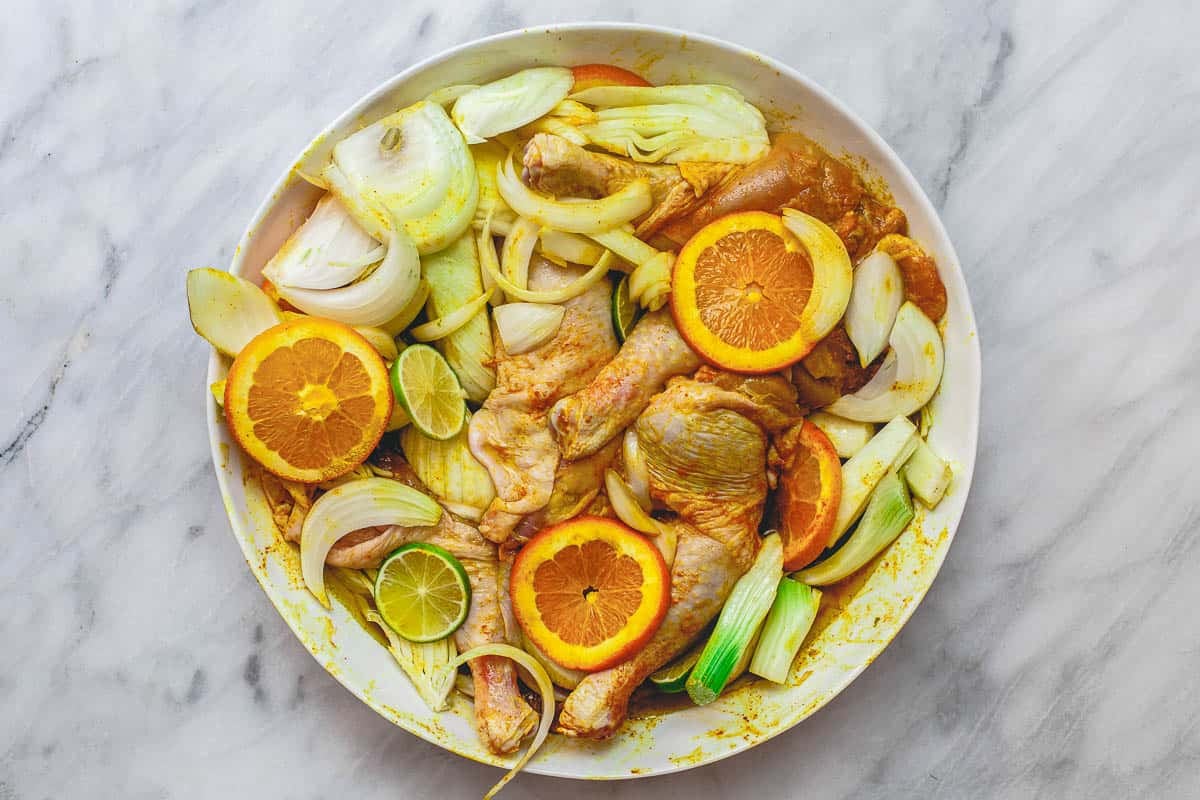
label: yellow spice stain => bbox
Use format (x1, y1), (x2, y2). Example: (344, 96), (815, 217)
(668, 745), (706, 768)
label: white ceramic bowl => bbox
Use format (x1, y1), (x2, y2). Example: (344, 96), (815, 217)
(206, 23), (981, 780)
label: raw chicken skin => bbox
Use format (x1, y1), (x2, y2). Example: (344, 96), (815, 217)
(382, 513), (537, 754)
(549, 309), (701, 461)
(557, 373), (802, 738)
(469, 257), (618, 542)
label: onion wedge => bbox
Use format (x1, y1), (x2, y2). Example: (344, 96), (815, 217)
(299, 478), (442, 607)
(539, 229), (605, 266)
(827, 302), (945, 422)
(481, 248), (615, 304)
(622, 429), (652, 509)
(326, 101), (478, 255)
(605, 469), (664, 536)
(272, 223), (422, 327)
(378, 278), (430, 337)
(261, 194), (379, 290)
(493, 302), (565, 355)
(501, 216), (540, 290)
(409, 289), (493, 343)
(451, 67), (574, 144)
(844, 249), (904, 367)
(780, 209), (853, 344)
(496, 154), (651, 234)
(606, 468), (676, 567)
(436, 644), (555, 800)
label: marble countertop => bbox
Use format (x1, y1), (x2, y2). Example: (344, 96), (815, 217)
(4, 1), (1199, 797)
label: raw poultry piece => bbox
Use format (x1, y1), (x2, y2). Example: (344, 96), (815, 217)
(383, 513), (536, 754)
(469, 257), (618, 543)
(549, 309), (701, 461)
(557, 372), (802, 739)
(265, 457), (537, 754)
(658, 133), (907, 261)
(521, 133), (735, 237)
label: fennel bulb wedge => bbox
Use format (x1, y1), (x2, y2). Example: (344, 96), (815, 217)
(686, 534), (783, 705)
(326, 100), (478, 255)
(796, 470), (914, 586)
(186, 268), (282, 357)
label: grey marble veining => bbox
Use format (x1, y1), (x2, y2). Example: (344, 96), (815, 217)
(3, 1), (1199, 797)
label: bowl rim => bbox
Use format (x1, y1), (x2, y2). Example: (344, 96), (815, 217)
(206, 21), (981, 780)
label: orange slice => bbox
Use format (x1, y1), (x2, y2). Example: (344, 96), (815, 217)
(775, 421), (843, 571)
(223, 316), (392, 483)
(510, 517), (670, 671)
(570, 64), (652, 91)
(672, 211), (816, 373)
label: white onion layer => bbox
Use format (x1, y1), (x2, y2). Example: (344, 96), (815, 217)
(827, 302), (945, 422)
(299, 478), (442, 607)
(843, 249), (903, 367)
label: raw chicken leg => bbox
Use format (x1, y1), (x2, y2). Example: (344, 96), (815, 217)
(557, 373), (802, 738)
(522, 133), (735, 237)
(549, 309), (701, 461)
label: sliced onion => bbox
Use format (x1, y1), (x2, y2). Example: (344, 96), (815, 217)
(328, 100), (478, 254)
(496, 154), (651, 234)
(587, 227), (657, 266)
(409, 289), (493, 343)
(844, 250), (903, 367)
(328, 244), (386, 270)
(481, 247), (614, 304)
(654, 525), (678, 569)
(352, 324), (400, 361)
(605, 469), (665, 537)
(378, 278), (430, 336)
(539, 229), (604, 266)
(520, 632), (586, 690)
(425, 83), (479, 108)
(272, 224), (421, 326)
(262, 194), (380, 290)
(627, 251), (674, 312)
(622, 429), (652, 509)
(501, 216), (540, 291)
(827, 302), (945, 422)
(451, 67), (574, 144)
(781, 209), (853, 344)
(300, 478), (442, 607)
(493, 302), (564, 355)
(475, 213), (503, 305)
(186, 268), (282, 357)
(436, 643), (555, 800)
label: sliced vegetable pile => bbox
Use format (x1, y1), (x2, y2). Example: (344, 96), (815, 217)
(187, 60), (957, 795)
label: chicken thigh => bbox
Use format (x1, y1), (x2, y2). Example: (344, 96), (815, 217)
(469, 257), (618, 542)
(557, 372), (801, 738)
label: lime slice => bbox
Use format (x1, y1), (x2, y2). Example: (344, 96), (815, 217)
(648, 639), (704, 693)
(374, 542), (471, 642)
(390, 344), (465, 440)
(612, 275), (641, 343)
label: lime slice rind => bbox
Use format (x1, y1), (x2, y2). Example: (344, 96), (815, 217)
(374, 542), (471, 643)
(649, 640), (704, 693)
(612, 275), (641, 343)
(390, 344), (466, 441)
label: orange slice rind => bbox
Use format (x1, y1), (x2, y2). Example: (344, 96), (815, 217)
(224, 316), (392, 483)
(510, 516), (670, 671)
(776, 421), (843, 571)
(671, 211), (817, 373)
